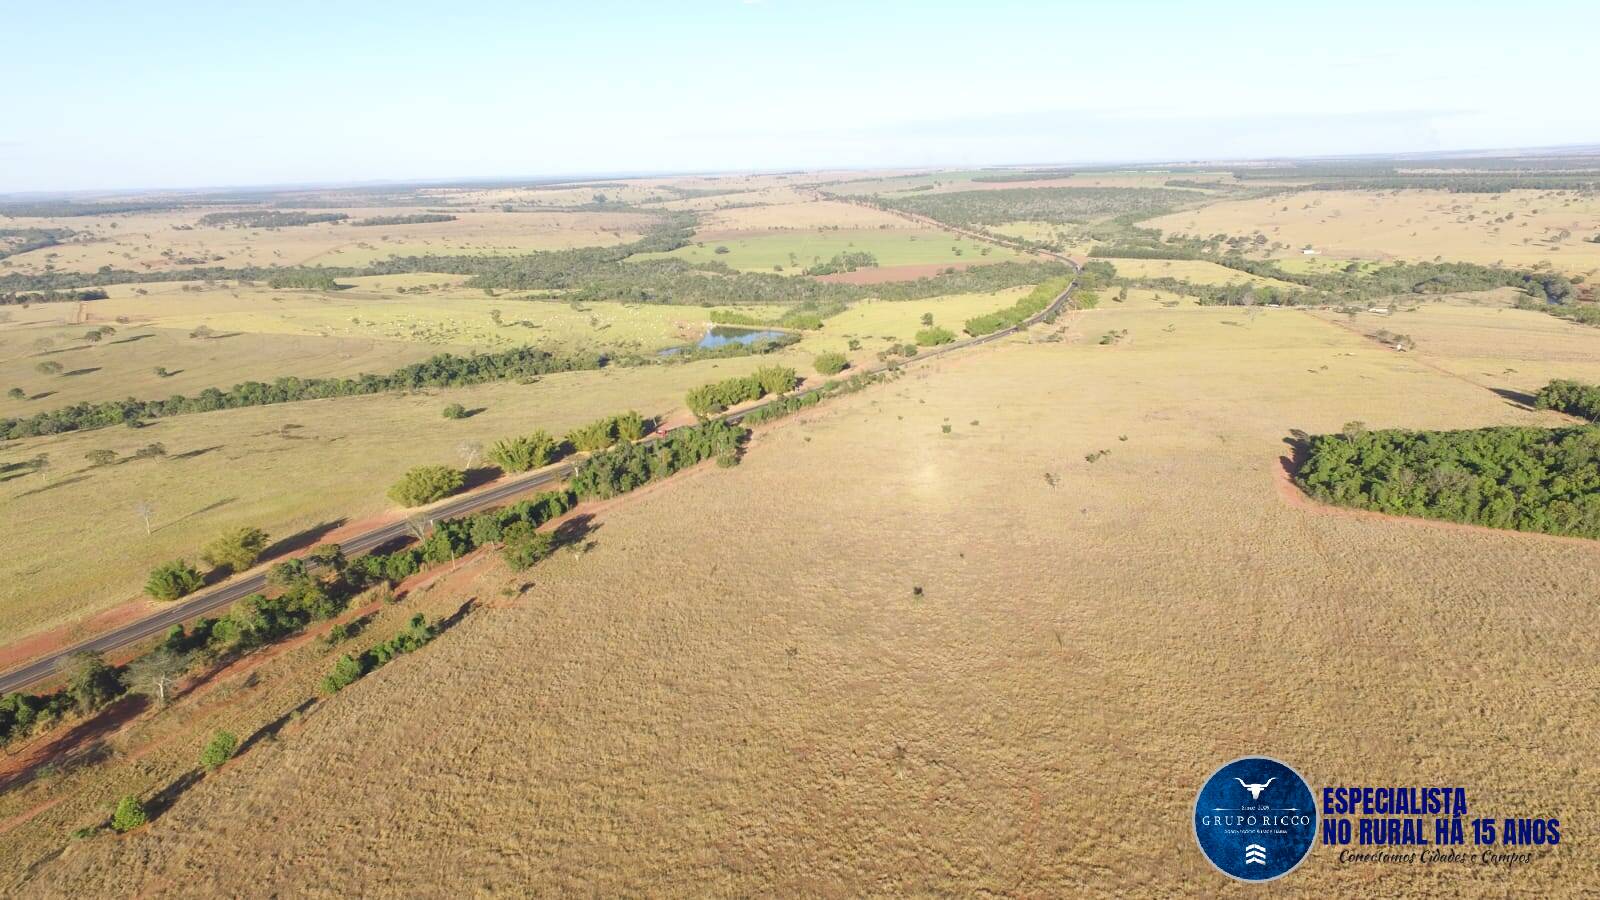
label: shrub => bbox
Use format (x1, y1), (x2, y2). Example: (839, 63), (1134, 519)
(915, 326), (956, 347)
(1534, 379), (1600, 422)
(320, 653), (364, 694)
(566, 416), (619, 452)
(85, 448), (117, 466)
(685, 368), (797, 417)
(612, 410), (647, 442)
(201, 526), (269, 574)
(814, 351), (848, 375)
(488, 430), (560, 472)
(110, 795), (147, 833)
(387, 465), (465, 507)
(501, 522), (555, 570)
(146, 559), (204, 601)
(200, 729), (238, 771)
(441, 402), (468, 419)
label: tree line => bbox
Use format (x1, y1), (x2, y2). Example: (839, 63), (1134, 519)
(1296, 422), (1600, 538)
(197, 211), (349, 228)
(685, 366), (798, 417)
(962, 276), (1073, 336)
(1, 346), (603, 440)
(351, 214), (457, 227)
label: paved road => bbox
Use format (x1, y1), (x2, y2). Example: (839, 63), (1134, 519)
(0, 240), (1079, 696)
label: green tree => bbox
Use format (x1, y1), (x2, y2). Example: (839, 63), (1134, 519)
(110, 795), (148, 833)
(200, 729), (238, 771)
(488, 431), (560, 472)
(814, 351), (848, 375)
(201, 526), (270, 574)
(146, 559), (204, 601)
(441, 402), (467, 420)
(915, 326), (956, 347)
(63, 651), (122, 711)
(35, 361), (62, 375)
(612, 410), (647, 442)
(388, 465), (465, 507)
(565, 416), (619, 452)
(501, 522), (555, 571)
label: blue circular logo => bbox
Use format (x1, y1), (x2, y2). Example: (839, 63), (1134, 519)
(1193, 756), (1316, 882)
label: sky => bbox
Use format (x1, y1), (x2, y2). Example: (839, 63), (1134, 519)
(5, 0), (1598, 193)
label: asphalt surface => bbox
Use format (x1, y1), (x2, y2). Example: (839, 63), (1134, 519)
(0, 245), (1079, 696)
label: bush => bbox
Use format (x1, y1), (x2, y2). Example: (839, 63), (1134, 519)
(684, 366), (798, 417)
(441, 402), (467, 420)
(111, 795), (147, 833)
(612, 410), (647, 441)
(501, 522), (555, 570)
(488, 430), (560, 472)
(201, 526), (269, 574)
(571, 420), (746, 500)
(85, 448), (117, 466)
(566, 417), (619, 452)
(915, 326), (956, 346)
(146, 559), (204, 601)
(387, 465), (465, 507)
(1534, 379), (1600, 422)
(814, 351), (848, 375)
(200, 729), (238, 771)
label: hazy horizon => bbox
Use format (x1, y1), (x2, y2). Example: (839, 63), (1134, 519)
(5, 0), (1599, 193)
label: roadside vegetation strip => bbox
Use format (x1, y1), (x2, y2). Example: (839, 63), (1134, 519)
(0, 259), (1077, 705)
(1294, 422), (1600, 539)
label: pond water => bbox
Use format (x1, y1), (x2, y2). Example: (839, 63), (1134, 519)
(661, 326), (791, 355)
(695, 326), (788, 349)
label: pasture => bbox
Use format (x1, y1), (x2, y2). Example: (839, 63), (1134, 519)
(0, 208), (652, 276)
(628, 228), (1024, 274)
(14, 299), (1597, 895)
(1145, 188), (1600, 274)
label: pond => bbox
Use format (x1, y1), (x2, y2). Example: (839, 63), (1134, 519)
(695, 326), (789, 349)
(661, 326), (793, 355)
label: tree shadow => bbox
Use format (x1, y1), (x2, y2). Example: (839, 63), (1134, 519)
(551, 513), (601, 550)
(14, 474), (92, 498)
(61, 367), (102, 377)
(461, 466), (501, 491)
(435, 598), (477, 635)
(157, 496), (238, 531)
(155, 369), (185, 378)
(143, 768), (204, 823)
(234, 697), (317, 759)
(169, 445), (223, 461)
(455, 407), (488, 419)
(107, 333), (156, 345)
(1279, 431), (1310, 481)
(1490, 387), (1537, 411)
(0, 695), (149, 794)
(260, 519), (347, 561)
(26, 391), (55, 401)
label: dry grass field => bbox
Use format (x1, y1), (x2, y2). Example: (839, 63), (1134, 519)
(8, 301), (1596, 895)
(1095, 256), (1305, 290)
(1146, 189), (1600, 274)
(0, 352), (803, 639)
(0, 208), (652, 276)
(630, 228), (1023, 274)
